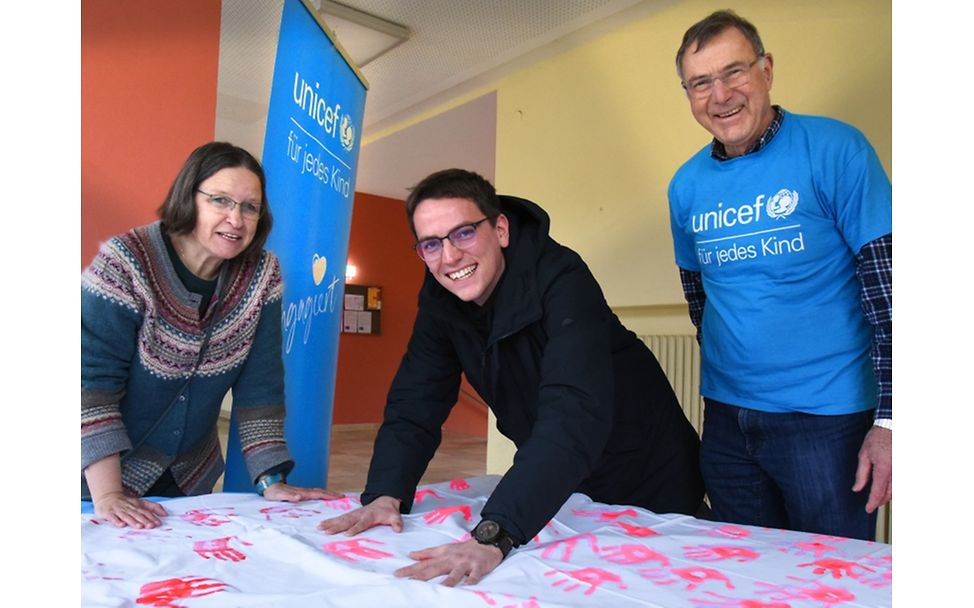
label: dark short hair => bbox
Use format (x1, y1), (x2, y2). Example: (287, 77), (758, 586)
(404, 169), (502, 237)
(157, 141), (273, 261)
(675, 10), (766, 79)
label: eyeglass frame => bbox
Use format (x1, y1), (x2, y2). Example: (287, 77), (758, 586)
(413, 216), (493, 262)
(196, 189), (263, 219)
(681, 56), (765, 99)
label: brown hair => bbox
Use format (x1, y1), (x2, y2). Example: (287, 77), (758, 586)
(157, 141), (272, 261)
(404, 169), (502, 237)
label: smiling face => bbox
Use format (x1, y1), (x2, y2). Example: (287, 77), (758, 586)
(681, 26), (775, 157)
(177, 166), (261, 278)
(412, 197), (509, 306)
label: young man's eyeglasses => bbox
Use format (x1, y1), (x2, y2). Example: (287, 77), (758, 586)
(682, 56), (764, 99)
(197, 190), (263, 220)
(413, 217), (492, 262)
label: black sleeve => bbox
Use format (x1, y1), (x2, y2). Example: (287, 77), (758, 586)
(361, 304), (463, 512)
(480, 255), (616, 544)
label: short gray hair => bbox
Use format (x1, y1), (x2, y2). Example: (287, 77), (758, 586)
(675, 10), (765, 80)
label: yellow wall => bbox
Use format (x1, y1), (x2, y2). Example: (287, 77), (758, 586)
(487, 0), (891, 473)
(495, 0), (891, 308)
(365, 0), (892, 473)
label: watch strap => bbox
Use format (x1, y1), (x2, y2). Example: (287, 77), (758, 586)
(473, 520), (516, 558)
(255, 472), (286, 496)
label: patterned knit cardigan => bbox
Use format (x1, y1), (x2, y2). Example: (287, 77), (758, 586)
(81, 222), (293, 497)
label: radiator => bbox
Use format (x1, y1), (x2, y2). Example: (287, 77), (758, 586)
(639, 334), (704, 434)
(637, 333), (891, 544)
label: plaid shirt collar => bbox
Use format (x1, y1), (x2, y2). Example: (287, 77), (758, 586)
(711, 105), (784, 160)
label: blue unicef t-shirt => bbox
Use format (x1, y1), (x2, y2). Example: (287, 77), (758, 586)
(668, 111), (892, 414)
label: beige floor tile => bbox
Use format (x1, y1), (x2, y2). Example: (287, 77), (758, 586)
(215, 417), (486, 493)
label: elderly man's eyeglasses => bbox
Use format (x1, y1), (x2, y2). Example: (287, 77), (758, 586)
(682, 57), (765, 99)
(197, 189), (262, 220)
(413, 217), (491, 262)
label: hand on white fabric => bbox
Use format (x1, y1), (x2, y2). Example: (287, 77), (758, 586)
(318, 495), (403, 535)
(395, 539), (503, 586)
(94, 491), (168, 529)
(852, 426), (892, 513)
(262, 483), (343, 503)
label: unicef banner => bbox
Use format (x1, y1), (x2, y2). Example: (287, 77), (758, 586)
(223, 0), (367, 491)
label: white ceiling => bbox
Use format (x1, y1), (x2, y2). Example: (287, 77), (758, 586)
(215, 0), (655, 200)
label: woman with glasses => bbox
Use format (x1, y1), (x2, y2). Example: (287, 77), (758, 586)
(82, 141), (340, 528)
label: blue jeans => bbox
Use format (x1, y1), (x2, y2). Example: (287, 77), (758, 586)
(700, 399), (877, 540)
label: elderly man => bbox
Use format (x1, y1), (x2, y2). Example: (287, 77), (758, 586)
(667, 10), (892, 540)
(321, 168), (704, 585)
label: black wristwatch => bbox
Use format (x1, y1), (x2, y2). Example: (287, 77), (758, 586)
(472, 519), (516, 559)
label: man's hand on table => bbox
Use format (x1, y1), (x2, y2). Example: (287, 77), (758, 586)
(395, 539), (504, 587)
(318, 495), (403, 535)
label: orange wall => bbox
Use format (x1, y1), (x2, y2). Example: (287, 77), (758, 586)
(81, 1), (485, 437)
(81, 0), (221, 266)
(333, 192), (488, 437)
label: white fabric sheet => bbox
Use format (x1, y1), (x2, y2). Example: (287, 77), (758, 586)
(82, 475), (892, 607)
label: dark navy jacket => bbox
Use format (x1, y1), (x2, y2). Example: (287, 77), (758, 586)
(362, 196), (703, 543)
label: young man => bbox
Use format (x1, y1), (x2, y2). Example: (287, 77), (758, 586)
(320, 168), (704, 584)
(668, 10), (892, 540)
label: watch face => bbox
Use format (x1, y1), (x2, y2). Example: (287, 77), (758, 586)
(474, 520), (501, 543)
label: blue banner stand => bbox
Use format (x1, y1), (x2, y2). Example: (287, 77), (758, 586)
(223, 0), (368, 492)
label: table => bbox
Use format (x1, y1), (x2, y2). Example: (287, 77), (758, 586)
(82, 475), (891, 607)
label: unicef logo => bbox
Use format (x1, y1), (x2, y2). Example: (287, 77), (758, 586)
(766, 189), (799, 219)
(340, 115), (355, 152)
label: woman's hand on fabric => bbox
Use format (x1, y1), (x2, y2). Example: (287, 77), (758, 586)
(93, 491), (168, 529)
(262, 483), (344, 502)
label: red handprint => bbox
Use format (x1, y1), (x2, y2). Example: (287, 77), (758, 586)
(119, 529), (155, 542)
(322, 496), (356, 511)
(322, 538), (394, 562)
(136, 576), (227, 607)
(600, 543), (670, 566)
(539, 533), (599, 561)
(683, 545), (760, 563)
(858, 569), (892, 590)
(643, 566), (735, 592)
(858, 555), (892, 589)
(449, 478), (471, 490)
(707, 525), (752, 540)
(783, 541), (841, 559)
(180, 508), (235, 527)
(689, 592), (792, 608)
(259, 505), (321, 520)
(571, 507), (639, 521)
(422, 504), (472, 524)
(808, 534), (849, 544)
(82, 565), (124, 582)
(544, 567), (628, 595)
(193, 536), (253, 562)
(119, 528), (178, 543)
(473, 591), (541, 607)
(798, 558), (873, 580)
(414, 488), (443, 503)
(616, 521), (660, 537)
(756, 580), (856, 606)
